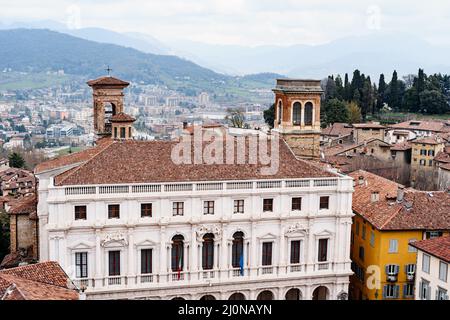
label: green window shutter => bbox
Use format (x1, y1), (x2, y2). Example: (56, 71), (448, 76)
(382, 285), (387, 299)
(394, 285), (400, 298)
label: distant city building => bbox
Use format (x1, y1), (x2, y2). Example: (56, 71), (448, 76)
(198, 92), (210, 106)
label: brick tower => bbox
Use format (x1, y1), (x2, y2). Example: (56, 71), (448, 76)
(272, 79), (323, 159)
(87, 76), (130, 137)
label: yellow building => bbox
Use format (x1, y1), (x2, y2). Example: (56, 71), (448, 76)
(349, 170), (450, 300)
(410, 135), (445, 189)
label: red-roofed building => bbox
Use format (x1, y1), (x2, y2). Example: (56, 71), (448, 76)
(410, 236), (450, 300)
(0, 261), (79, 300)
(34, 77), (355, 300)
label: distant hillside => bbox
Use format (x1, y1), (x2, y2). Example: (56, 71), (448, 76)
(0, 29), (281, 99)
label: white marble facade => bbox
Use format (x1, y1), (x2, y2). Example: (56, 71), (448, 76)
(36, 169), (354, 300)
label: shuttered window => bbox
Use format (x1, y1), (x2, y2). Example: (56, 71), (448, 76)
(75, 252), (88, 278)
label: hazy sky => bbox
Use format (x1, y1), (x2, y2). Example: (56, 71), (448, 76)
(1, 0), (450, 46)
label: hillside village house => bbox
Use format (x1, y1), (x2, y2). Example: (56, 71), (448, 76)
(386, 120), (450, 144)
(348, 170), (450, 300)
(34, 77), (354, 300)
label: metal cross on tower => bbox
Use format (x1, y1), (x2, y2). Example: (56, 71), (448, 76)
(105, 65), (112, 76)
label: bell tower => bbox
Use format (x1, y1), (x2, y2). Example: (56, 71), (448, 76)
(87, 76), (130, 137)
(273, 79), (322, 159)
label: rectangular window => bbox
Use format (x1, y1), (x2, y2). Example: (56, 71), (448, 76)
(290, 240), (301, 264)
(426, 231), (443, 239)
(203, 201), (215, 215)
(422, 254), (430, 273)
(74, 205), (87, 220)
(362, 225), (366, 240)
(319, 196), (329, 209)
(318, 239), (328, 262)
(420, 159), (426, 166)
(385, 264), (400, 275)
(408, 239), (417, 252)
(291, 197), (302, 211)
(172, 202), (184, 216)
(439, 262), (448, 282)
(120, 127), (126, 138)
(141, 203), (152, 217)
(405, 264), (416, 275)
(263, 199), (273, 212)
(108, 251), (121, 276)
(437, 288), (448, 300)
(388, 239), (398, 253)
(383, 284), (400, 299)
(355, 221), (360, 236)
(420, 149), (427, 156)
(370, 232), (375, 247)
(141, 249), (152, 274)
(108, 204), (120, 219)
(262, 242), (273, 266)
(420, 280), (430, 300)
(428, 150), (435, 156)
(75, 252), (88, 279)
(429, 160), (433, 166)
(403, 283), (414, 298)
(233, 200), (244, 214)
(359, 246), (365, 261)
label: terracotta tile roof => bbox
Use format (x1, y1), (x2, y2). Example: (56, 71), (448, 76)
(0, 274), (78, 300)
(53, 138), (335, 186)
(349, 170), (450, 231)
(435, 151), (450, 164)
(0, 261), (78, 300)
(389, 120), (450, 132)
(352, 123), (386, 129)
(412, 135), (445, 145)
(7, 194), (37, 217)
(439, 162), (450, 171)
(410, 236), (450, 263)
(35, 139), (114, 174)
(390, 142), (412, 151)
(86, 76), (129, 87)
(110, 112), (136, 122)
(323, 138), (390, 157)
(321, 123), (353, 137)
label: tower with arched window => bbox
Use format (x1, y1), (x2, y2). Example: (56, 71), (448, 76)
(87, 75), (130, 137)
(273, 79), (322, 159)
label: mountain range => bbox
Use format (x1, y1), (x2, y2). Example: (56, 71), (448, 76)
(0, 28), (282, 101)
(3, 20), (450, 80)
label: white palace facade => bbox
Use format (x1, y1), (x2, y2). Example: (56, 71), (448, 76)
(35, 77), (354, 300)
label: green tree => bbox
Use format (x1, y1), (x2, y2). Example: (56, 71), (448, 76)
(263, 104), (275, 128)
(419, 89), (448, 114)
(8, 152), (25, 168)
(226, 108), (245, 128)
(346, 101), (362, 124)
(376, 74), (386, 112)
(323, 98), (350, 126)
(344, 73), (351, 101)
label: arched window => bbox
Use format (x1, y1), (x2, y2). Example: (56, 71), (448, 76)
(304, 102), (313, 126)
(293, 102), (301, 125)
(312, 286), (329, 300)
(229, 292), (246, 300)
(232, 232), (244, 268)
(202, 233), (214, 270)
(277, 101), (282, 125)
(104, 102), (116, 133)
(257, 290), (274, 300)
(171, 235), (184, 272)
(200, 295), (216, 300)
(285, 288), (302, 300)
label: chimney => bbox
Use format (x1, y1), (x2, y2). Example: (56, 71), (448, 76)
(397, 186), (405, 202)
(371, 191), (380, 203)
